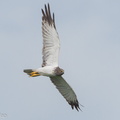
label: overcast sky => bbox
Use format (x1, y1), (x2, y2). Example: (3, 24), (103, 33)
(0, 0), (120, 120)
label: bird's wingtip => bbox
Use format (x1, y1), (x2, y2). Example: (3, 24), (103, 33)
(70, 100), (83, 111)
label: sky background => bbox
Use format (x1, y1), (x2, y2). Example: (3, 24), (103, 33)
(0, 0), (120, 120)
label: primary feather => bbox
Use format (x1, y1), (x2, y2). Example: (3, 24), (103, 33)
(42, 4), (60, 67)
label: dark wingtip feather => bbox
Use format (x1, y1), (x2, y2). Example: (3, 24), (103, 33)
(41, 9), (45, 17)
(69, 100), (83, 111)
(53, 13), (55, 24)
(41, 3), (56, 29)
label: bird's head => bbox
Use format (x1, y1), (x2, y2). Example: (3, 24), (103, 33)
(54, 67), (64, 76)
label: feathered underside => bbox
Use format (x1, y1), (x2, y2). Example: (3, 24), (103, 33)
(41, 4), (60, 67)
(50, 76), (81, 111)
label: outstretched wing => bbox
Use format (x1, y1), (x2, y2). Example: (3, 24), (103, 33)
(41, 4), (60, 67)
(50, 76), (80, 111)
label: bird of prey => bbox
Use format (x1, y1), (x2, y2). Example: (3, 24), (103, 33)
(23, 4), (81, 111)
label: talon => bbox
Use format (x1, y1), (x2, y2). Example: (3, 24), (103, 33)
(29, 72), (37, 75)
(29, 72), (40, 77)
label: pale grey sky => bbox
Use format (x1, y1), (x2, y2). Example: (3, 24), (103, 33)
(0, 0), (120, 120)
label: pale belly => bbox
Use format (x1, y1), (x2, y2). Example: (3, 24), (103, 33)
(35, 66), (57, 77)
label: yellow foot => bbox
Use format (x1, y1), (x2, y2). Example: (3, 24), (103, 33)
(29, 71), (40, 77)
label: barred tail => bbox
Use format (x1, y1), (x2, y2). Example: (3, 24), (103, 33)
(23, 69), (33, 75)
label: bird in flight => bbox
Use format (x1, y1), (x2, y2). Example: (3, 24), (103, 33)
(24, 3), (81, 111)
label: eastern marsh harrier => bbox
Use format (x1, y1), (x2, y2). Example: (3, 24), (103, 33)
(24, 4), (81, 111)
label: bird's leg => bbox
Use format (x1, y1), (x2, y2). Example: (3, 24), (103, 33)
(29, 71), (40, 77)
